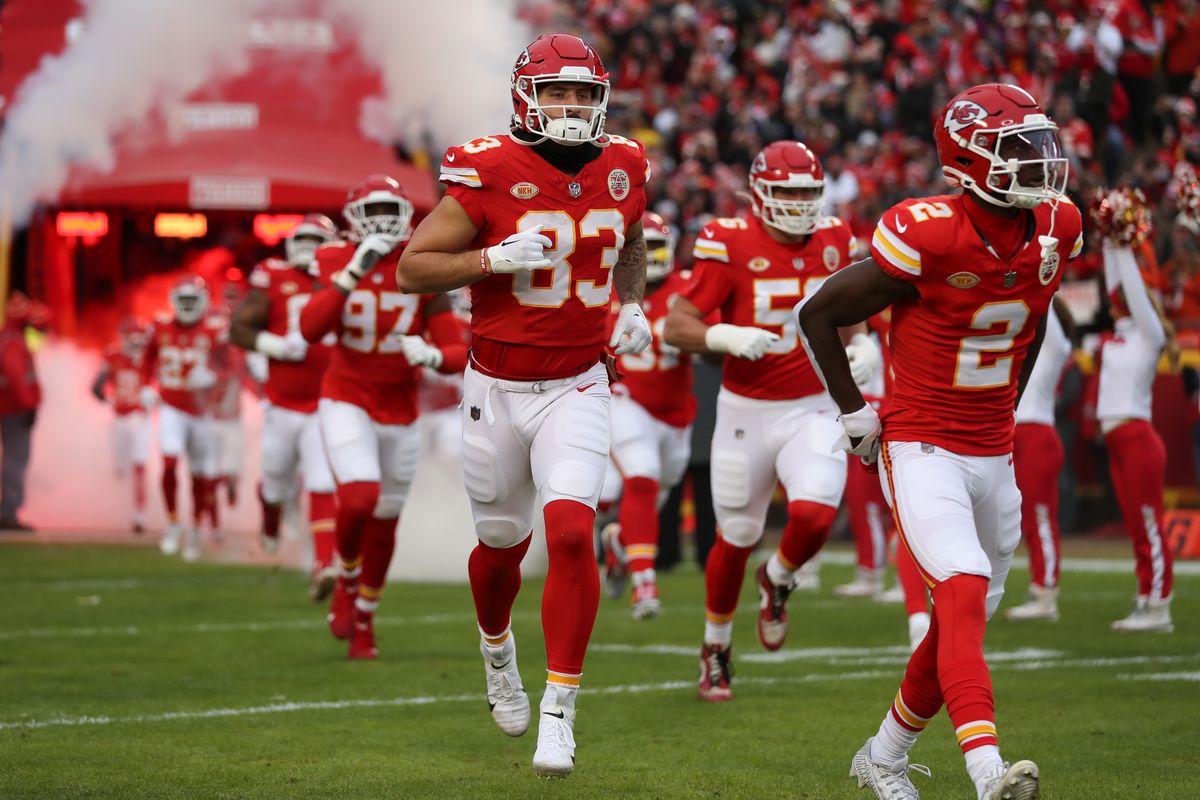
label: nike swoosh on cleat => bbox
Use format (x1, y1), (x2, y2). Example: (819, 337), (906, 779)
(543, 710), (565, 719)
(489, 659), (510, 670)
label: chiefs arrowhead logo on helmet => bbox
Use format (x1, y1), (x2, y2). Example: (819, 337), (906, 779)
(944, 100), (989, 133)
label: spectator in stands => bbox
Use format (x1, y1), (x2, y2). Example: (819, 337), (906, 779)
(0, 293), (44, 531)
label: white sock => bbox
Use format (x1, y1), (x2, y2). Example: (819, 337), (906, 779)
(541, 682), (577, 713)
(870, 715), (921, 765)
(632, 568), (656, 587)
(766, 552), (794, 586)
(704, 618), (732, 648)
(479, 625), (513, 658)
(965, 745), (1003, 798)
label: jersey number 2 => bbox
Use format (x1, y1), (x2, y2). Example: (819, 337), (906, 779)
(954, 301), (1030, 388)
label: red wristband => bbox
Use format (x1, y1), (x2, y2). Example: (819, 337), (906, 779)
(479, 248), (491, 276)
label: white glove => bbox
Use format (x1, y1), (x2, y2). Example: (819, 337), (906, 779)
(833, 402), (882, 463)
(255, 330), (308, 362)
(334, 233), (401, 292)
(845, 332), (883, 386)
(609, 303), (653, 355)
(398, 335), (443, 369)
(186, 364), (217, 391)
(140, 386), (159, 410)
(704, 323), (780, 360)
(484, 226), (553, 274)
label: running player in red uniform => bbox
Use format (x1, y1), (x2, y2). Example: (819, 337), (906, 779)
(301, 176), (467, 660)
(798, 83), (1083, 800)
(232, 214), (339, 599)
(142, 277), (230, 561)
(664, 140), (879, 701)
(397, 33), (652, 777)
(92, 317), (154, 533)
(601, 212), (695, 619)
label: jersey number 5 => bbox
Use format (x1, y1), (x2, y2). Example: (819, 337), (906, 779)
(511, 210), (626, 309)
(954, 300), (1030, 388)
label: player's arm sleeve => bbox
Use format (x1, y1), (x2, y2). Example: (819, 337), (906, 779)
(868, 210), (923, 283)
(425, 308), (468, 374)
(1107, 245), (1165, 348)
(299, 285), (346, 343)
(439, 146), (488, 229)
(684, 229), (735, 315)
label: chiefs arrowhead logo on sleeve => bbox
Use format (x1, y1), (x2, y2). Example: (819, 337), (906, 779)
(943, 100), (988, 133)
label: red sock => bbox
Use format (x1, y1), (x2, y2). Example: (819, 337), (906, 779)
(190, 474), (208, 526)
(776, 500), (836, 570)
(704, 534), (754, 619)
(542, 499), (599, 677)
(932, 574), (997, 753)
(468, 533), (533, 636)
(205, 478), (219, 528)
(892, 611), (943, 729)
(310, 491), (337, 568)
(162, 457), (179, 518)
(335, 481), (380, 564)
(133, 464), (147, 511)
(618, 476), (660, 573)
(895, 537), (929, 617)
(359, 515), (398, 604)
(259, 484), (282, 539)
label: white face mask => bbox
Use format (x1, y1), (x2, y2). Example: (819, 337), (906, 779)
(172, 291), (208, 325)
(515, 73), (610, 146)
(753, 180), (824, 235)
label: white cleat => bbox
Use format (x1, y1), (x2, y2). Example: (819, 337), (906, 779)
(481, 636), (530, 737)
(792, 556), (820, 592)
(181, 527), (201, 563)
(159, 523), (182, 556)
(980, 759), (1039, 800)
(532, 703), (576, 778)
(849, 738), (930, 799)
(1005, 585), (1059, 622)
(876, 583), (906, 604)
(907, 612), (931, 652)
(1111, 595), (1173, 633)
(835, 567), (884, 598)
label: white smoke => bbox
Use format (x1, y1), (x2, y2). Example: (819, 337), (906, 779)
(0, 0), (265, 227)
(328, 0), (529, 151)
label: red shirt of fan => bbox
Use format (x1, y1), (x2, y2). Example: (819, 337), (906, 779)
(439, 133), (649, 381)
(612, 270), (697, 428)
(144, 314), (229, 416)
(248, 258), (332, 414)
(102, 347), (147, 416)
(685, 213), (857, 401)
(311, 242), (436, 425)
(869, 193), (1083, 456)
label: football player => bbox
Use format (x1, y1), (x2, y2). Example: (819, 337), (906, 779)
(141, 277), (229, 561)
(663, 140), (879, 702)
(231, 214), (339, 600)
(301, 176), (467, 660)
(1005, 296), (1075, 622)
(91, 317), (153, 533)
(797, 83), (1083, 800)
(396, 33), (652, 778)
(601, 212), (694, 619)
(1094, 188), (1179, 633)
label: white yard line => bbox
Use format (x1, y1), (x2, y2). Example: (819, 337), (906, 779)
(816, 551), (1200, 576)
(0, 671), (894, 733)
(1117, 671), (1200, 682)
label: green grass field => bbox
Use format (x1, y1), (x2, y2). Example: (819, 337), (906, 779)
(1, 542), (1196, 799)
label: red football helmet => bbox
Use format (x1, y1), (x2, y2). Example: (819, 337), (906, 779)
(642, 211), (675, 282)
(118, 316), (152, 356)
(749, 141), (825, 236)
(1176, 177), (1200, 235)
(511, 33), (610, 146)
(343, 175), (413, 242)
(286, 213), (339, 266)
(170, 276), (209, 326)
(935, 83), (1068, 210)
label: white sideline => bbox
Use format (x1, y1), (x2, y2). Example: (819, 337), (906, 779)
(0, 671), (894, 733)
(817, 550), (1200, 576)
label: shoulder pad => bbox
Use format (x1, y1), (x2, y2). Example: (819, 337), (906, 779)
(440, 135), (510, 189)
(603, 134), (650, 183)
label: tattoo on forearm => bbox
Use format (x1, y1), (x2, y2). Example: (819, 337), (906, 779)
(613, 234), (647, 305)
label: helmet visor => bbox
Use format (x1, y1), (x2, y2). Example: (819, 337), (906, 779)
(991, 126), (1068, 204)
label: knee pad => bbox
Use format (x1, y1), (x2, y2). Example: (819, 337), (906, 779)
(718, 517), (762, 549)
(474, 517), (530, 549)
(373, 493), (406, 519)
(338, 481), (380, 519)
(545, 459), (603, 502)
(260, 473), (294, 505)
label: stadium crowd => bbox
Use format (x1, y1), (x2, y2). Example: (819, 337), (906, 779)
(527, 0), (1200, 325)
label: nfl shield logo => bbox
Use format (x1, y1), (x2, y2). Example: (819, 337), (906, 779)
(792, 258), (805, 272)
(1003, 271), (1017, 288)
(568, 181), (582, 198)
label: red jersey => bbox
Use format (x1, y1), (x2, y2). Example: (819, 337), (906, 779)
(144, 313), (229, 416)
(869, 193), (1083, 456)
(685, 213), (857, 400)
(102, 347), (147, 416)
(439, 133), (649, 381)
(248, 257), (332, 413)
(311, 242), (437, 425)
(613, 270), (696, 428)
